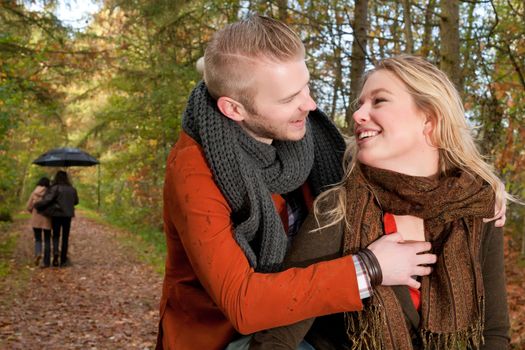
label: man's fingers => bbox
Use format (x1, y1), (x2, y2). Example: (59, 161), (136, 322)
(484, 205), (502, 222)
(384, 232), (403, 242)
(416, 253), (437, 265)
(494, 213), (506, 227)
(483, 211), (506, 226)
(407, 278), (421, 290)
(412, 266), (432, 277)
(484, 188), (507, 227)
(400, 240), (432, 253)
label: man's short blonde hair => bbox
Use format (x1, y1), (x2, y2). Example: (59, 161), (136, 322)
(204, 14), (305, 113)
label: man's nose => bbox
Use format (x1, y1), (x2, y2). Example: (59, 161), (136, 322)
(298, 87), (317, 112)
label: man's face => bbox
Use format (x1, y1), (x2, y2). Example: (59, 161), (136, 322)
(238, 58), (317, 144)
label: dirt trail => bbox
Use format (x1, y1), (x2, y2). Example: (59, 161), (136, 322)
(0, 213), (162, 349)
(1, 214), (524, 349)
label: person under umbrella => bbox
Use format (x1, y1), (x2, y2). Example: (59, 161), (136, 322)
(26, 177), (52, 267)
(38, 171), (79, 267)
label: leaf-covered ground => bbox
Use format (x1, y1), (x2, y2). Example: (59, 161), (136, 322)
(0, 215), (524, 349)
(0, 214), (162, 349)
(505, 233), (525, 349)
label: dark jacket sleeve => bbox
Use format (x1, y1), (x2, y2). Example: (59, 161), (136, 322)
(34, 185), (58, 209)
(250, 198), (345, 350)
(73, 187), (79, 205)
(480, 222), (510, 350)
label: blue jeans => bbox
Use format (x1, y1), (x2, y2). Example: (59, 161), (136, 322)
(225, 335), (315, 350)
(33, 228), (51, 265)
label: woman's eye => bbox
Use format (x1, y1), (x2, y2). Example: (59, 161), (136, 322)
(374, 98), (386, 105)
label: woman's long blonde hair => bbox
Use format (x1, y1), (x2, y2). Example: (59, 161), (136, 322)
(316, 54), (511, 226)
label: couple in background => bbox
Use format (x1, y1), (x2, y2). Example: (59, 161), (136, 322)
(26, 170), (79, 268)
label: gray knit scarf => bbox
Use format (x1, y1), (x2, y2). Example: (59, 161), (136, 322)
(182, 81), (345, 272)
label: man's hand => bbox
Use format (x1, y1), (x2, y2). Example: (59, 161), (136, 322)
(367, 233), (436, 289)
(483, 197), (507, 228)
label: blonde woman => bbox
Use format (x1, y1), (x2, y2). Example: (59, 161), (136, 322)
(251, 55), (511, 350)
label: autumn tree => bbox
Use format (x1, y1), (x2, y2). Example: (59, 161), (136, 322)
(0, 1), (71, 219)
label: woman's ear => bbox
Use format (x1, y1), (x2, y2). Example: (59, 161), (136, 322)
(217, 97), (246, 122)
(423, 115), (435, 136)
(423, 115), (437, 147)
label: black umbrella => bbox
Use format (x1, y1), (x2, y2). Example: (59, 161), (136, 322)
(33, 147), (99, 167)
(33, 147), (101, 209)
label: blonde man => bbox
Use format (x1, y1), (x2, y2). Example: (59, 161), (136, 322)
(157, 15), (442, 350)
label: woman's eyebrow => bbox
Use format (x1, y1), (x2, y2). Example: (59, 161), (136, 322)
(369, 88), (392, 95)
(357, 88), (392, 104)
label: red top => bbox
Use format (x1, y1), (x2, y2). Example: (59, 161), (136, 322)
(383, 213), (421, 310)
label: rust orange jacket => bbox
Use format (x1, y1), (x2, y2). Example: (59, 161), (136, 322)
(158, 132), (363, 350)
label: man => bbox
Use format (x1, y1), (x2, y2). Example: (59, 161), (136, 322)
(156, 15), (438, 350)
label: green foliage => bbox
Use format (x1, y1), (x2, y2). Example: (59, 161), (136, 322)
(0, 2), (72, 219)
(116, 225), (166, 275)
(0, 228), (17, 277)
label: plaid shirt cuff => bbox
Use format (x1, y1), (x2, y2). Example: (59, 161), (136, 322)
(352, 255), (373, 299)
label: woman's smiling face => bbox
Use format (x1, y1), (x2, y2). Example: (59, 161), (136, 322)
(353, 69), (438, 176)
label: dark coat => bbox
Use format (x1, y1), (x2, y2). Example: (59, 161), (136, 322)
(251, 211), (510, 350)
(38, 184), (79, 218)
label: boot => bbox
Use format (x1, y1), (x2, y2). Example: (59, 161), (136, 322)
(52, 255), (59, 267)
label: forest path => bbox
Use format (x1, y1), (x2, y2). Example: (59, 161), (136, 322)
(0, 212), (162, 349)
(0, 213), (524, 348)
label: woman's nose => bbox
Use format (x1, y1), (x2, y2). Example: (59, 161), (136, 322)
(352, 104), (369, 124)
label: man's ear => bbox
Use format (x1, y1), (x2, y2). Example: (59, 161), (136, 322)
(217, 97), (246, 122)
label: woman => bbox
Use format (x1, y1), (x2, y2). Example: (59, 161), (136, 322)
(39, 170), (79, 267)
(250, 55), (511, 349)
(26, 177), (52, 267)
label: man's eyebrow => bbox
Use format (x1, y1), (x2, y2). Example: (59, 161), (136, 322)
(279, 78), (310, 103)
(279, 89), (302, 102)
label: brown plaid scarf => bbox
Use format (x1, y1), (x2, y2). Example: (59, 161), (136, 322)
(342, 163), (495, 350)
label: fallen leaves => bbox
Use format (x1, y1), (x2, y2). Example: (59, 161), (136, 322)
(505, 232), (525, 349)
(0, 215), (162, 349)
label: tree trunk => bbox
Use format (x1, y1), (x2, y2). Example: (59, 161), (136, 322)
(392, 2), (401, 54)
(420, 0), (435, 57)
(402, 0), (414, 53)
(439, 0), (461, 90)
(276, 0), (288, 22)
(330, 45), (342, 120)
(345, 0), (369, 130)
